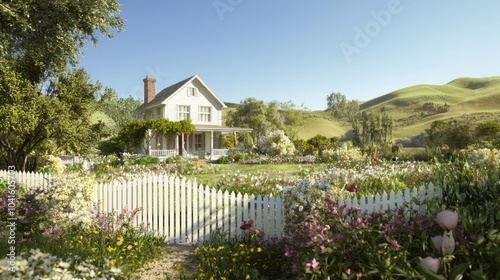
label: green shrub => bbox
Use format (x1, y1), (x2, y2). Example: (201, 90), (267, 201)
(233, 153), (249, 161)
(216, 155), (231, 164)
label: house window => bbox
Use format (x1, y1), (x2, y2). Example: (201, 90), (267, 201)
(187, 87), (198, 97)
(198, 106), (211, 122)
(177, 105), (190, 120)
(156, 107), (162, 119)
(194, 134), (203, 150)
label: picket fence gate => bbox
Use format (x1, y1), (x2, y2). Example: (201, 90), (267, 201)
(1, 170), (442, 245)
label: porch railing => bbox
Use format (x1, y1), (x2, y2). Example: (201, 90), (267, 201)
(150, 150), (177, 158)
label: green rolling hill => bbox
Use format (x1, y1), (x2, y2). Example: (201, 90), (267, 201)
(224, 76), (500, 140)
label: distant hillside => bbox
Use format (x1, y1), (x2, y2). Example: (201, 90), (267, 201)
(224, 76), (500, 140)
(359, 76), (500, 137)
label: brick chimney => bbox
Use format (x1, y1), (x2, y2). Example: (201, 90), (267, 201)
(143, 75), (156, 104)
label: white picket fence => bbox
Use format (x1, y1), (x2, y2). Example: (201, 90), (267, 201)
(1, 170), (442, 245)
(94, 176), (283, 244)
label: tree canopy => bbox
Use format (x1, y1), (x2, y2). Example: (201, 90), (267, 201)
(226, 98), (283, 142)
(0, 0), (124, 171)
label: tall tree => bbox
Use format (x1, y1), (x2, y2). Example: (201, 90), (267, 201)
(0, 0), (124, 171)
(350, 110), (394, 150)
(278, 101), (308, 141)
(0, 69), (108, 170)
(425, 120), (472, 151)
(0, 0), (124, 83)
(226, 98), (283, 142)
(326, 92), (359, 120)
(98, 90), (142, 132)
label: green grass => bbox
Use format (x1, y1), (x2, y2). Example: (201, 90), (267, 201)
(185, 161), (318, 187)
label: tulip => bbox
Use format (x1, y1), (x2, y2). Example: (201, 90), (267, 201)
(347, 184), (357, 192)
(419, 256), (440, 273)
(430, 235), (443, 251)
(441, 230), (455, 256)
(436, 210), (458, 231)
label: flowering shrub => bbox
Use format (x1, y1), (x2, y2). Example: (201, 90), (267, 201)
(191, 220), (292, 280)
(321, 146), (364, 162)
(212, 170), (296, 196)
(467, 148), (500, 170)
(0, 248), (122, 279)
(0, 182), (48, 239)
(37, 154), (66, 175)
(36, 174), (97, 234)
(284, 196), (444, 279)
(257, 130), (295, 156)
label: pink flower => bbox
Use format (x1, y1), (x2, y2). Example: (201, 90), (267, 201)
(436, 210), (458, 231)
(240, 219), (255, 231)
(419, 256), (440, 273)
(347, 184), (357, 192)
(305, 258), (320, 271)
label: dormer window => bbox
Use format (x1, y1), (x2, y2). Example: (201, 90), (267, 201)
(187, 87), (198, 97)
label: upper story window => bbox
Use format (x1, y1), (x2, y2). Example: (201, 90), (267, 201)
(187, 87), (198, 97)
(198, 106), (211, 122)
(177, 105), (190, 120)
(155, 107), (162, 119)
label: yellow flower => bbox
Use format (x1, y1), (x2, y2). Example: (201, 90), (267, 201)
(257, 247), (262, 253)
(116, 235), (124, 246)
(245, 275), (251, 280)
(127, 245), (133, 250)
(91, 248), (98, 253)
(106, 246), (115, 252)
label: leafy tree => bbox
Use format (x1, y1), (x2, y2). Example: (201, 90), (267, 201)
(351, 110), (394, 151)
(0, 0), (124, 171)
(475, 120), (500, 148)
(0, 0), (124, 83)
(226, 98), (283, 142)
(0, 69), (110, 171)
(425, 120), (473, 151)
(98, 90), (142, 132)
(278, 101), (308, 141)
(326, 92), (359, 120)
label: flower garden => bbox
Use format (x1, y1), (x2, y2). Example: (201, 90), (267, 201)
(0, 147), (499, 279)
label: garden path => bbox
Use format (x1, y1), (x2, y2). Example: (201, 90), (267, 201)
(133, 244), (197, 279)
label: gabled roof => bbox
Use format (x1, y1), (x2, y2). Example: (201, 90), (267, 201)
(143, 75), (227, 110)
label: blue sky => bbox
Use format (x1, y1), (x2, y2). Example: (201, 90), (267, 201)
(79, 0), (500, 110)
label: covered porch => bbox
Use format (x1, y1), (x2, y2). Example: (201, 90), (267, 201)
(148, 125), (252, 160)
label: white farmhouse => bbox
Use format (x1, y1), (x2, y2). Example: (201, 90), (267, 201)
(137, 75), (251, 160)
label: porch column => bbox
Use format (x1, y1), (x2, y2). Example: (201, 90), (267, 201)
(175, 134), (179, 155)
(210, 130), (214, 159)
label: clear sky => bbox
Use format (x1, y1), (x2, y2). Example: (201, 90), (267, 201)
(79, 0), (500, 110)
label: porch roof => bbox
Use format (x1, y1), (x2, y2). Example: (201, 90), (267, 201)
(194, 125), (253, 133)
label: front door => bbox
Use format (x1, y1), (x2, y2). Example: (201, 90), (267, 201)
(178, 134), (186, 156)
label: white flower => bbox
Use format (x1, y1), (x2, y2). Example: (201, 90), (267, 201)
(430, 235), (442, 251)
(419, 256), (440, 273)
(436, 210), (458, 231)
(441, 231), (455, 256)
(58, 261), (71, 269)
